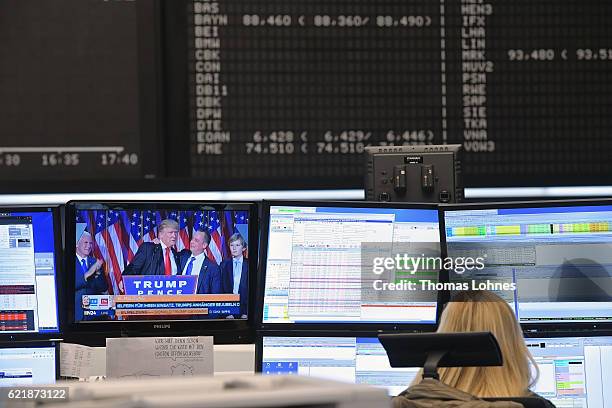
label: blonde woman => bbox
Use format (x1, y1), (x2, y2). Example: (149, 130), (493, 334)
(394, 290), (555, 407)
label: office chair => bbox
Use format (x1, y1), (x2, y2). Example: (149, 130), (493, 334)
(379, 332), (553, 408)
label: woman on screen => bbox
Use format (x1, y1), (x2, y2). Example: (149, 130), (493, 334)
(394, 290), (555, 407)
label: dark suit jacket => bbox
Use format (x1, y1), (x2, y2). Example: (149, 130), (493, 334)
(75, 256), (108, 321)
(122, 242), (179, 276)
(220, 257), (248, 316)
(178, 249), (222, 294)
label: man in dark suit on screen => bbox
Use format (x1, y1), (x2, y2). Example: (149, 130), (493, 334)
(220, 233), (248, 318)
(122, 219), (181, 276)
(75, 231), (108, 321)
(178, 230), (221, 294)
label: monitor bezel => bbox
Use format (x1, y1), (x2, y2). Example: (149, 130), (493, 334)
(440, 198), (612, 333)
(0, 206), (63, 341)
(64, 200), (258, 345)
(0, 340), (61, 382)
(257, 200), (444, 332)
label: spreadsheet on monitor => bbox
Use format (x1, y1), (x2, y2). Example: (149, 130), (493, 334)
(0, 210), (59, 334)
(0, 346), (56, 387)
(262, 205), (440, 324)
(527, 336), (612, 408)
(262, 336), (418, 396)
(444, 205), (612, 323)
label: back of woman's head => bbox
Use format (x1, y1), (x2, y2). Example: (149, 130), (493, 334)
(416, 290), (537, 397)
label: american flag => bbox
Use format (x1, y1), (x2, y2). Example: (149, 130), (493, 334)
(126, 211), (142, 262)
(92, 212), (119, 294)
(76, 210), (103, 261)
(193, 211), (206, 233)
(178, 211), (191, 251)
(105, 211), (126, 294)
(193, 211), (216, 262)
(208, 210), (233, 263)
(165, 210), (190, 251)
(234, 211), (249, 231)
(75, 210), (86, 225)
(115, 211), (131, 266)
(77, 209), (249, 291)
(233, 210), (249, 258)
(141, 210), (157, 243)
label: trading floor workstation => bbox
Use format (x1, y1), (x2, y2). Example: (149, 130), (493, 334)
(2, 1), (612, 407)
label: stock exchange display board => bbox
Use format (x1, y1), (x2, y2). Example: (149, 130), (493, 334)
(1, 0), (611, 190)
(0, 0), (159, 186)
(183, 0), (612, 188)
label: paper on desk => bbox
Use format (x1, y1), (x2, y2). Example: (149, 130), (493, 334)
(106, 336), (214, 379)
(60, 343), (96, 378)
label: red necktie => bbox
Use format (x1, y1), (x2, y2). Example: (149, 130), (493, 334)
(164, 247), (172, 276)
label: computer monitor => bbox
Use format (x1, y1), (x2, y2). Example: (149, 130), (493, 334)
(443, 200), (612, 329)
(65, 201), (257, 343)
(259, 201), (441, 330)
(0, 342), (58, 386)
(259, 333), (612, 406)
(257, 334), (418, 396)
(0, 207), (61, 338)
(526, 335), (612, 408)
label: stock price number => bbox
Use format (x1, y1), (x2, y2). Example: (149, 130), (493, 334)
(245, 142), (295, 154)
(252, 131), (295, 143)
(41, 153), (79, 166)
(316, 142), (367, 154)
(385, 129), (434, 144)
(243, 14), (292, 26)
(576, 48), (612, 60)
(100, 153), (139, 166)
(313, 15), (370, 27)
(323, 130), (371, 143)
(376, 15), (431, 27)
(507, 49), (555, 61)
(0, 154), (21, 166)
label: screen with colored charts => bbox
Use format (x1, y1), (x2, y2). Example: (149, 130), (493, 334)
(0, 209), (59, 334)
(72, 204), (252, 323)
(444, 204), (612, 323)
(526, 336), (612, 408)
(262, 335), (612, 407)
(0, 345), (57, 386)
(262, 205), (440, 325)
(261, 336), (418, 396)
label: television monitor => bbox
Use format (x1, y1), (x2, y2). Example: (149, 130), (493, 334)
(442, 200), (612, 329)
(0, 206), (61, 339)
(65, 201), (257, 343)
(258, 201), (442, 331)
(257, 333), (419, 396)
(0, 341), (59, 386)
(525, 335), (612, 408)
